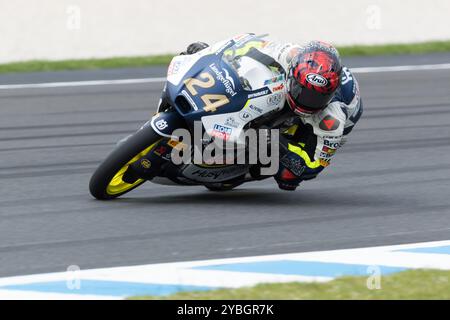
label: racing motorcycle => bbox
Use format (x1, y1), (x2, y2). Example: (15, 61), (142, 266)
(89, 34), (294, 200)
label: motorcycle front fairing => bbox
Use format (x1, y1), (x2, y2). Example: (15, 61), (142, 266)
(154, 34), (286, 146)
(147, 35), (288, 185)
(165, 49), (247, 138)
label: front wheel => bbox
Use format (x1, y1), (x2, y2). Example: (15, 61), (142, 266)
(89, 125), (162, 200)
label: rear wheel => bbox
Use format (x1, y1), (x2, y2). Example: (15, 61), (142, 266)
(89, 125), (162, 200)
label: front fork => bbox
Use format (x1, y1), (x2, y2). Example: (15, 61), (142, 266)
(122, 139), (173, 183)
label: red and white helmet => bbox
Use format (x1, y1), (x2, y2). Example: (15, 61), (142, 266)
(287, 41), (342, 116)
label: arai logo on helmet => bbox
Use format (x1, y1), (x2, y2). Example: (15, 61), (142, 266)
(306, 73), (328, 87)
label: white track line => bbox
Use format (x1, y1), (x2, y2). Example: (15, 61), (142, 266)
(0, 77), (166, 90)
(353, 63), (450, 73)
(0, 63), (449, 90)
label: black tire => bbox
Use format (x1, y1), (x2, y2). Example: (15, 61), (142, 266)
(89, 125), (162, 200)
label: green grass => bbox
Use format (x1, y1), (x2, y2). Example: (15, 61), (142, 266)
(130, 269), (450, 300)
(338, 40), (450, 56)
(1, 40), (450, 75)
(0, 54), (174, 74)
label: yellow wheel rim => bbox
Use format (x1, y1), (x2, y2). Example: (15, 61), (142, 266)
(106, 140), (161, 196)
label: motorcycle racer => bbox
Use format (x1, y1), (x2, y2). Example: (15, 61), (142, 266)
(182, 35), (363, 191)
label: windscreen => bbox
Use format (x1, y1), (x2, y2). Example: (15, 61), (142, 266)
(221, 35), (282, 91)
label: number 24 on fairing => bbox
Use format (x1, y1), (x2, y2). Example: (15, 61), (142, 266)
(183, 72), (230, 112)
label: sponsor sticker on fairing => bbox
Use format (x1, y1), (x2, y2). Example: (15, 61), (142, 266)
(267, 92), (283, 106)
(140, 158), (151, 169)
(181, 90), (199, 110)
(248, 88), (270, 99)
(168, 139), (188, 152)
(209, 63), (237, 97)
(182, 165), (249, 182)
(249, 104), (264, 114)
(264, 74), (285, 85)
(224, 116), (240, 128)
(239, 111), (252, 121)
(167, 60), (182, 76)
(211, 124), (232, 140)
(272, 83), (285, 92)
(155, 119), (168, 130)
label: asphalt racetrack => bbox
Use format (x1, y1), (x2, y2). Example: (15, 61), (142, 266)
(0, 54), (449, 277)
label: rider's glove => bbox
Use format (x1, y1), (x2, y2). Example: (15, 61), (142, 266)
(274, 147), (325, 191)
(180, 42), (209, 55)
(275, 152), (307, 191)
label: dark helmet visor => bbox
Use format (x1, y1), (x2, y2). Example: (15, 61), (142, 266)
(288, 79), (334, 113)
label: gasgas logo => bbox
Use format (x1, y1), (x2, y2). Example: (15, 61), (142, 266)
(306, 73), (328, 87)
